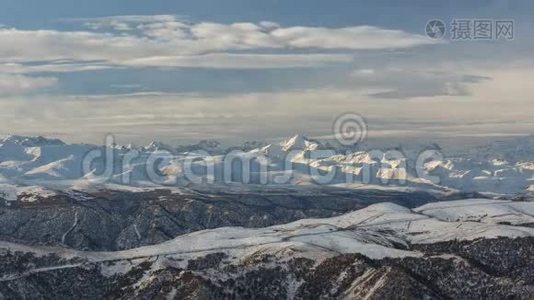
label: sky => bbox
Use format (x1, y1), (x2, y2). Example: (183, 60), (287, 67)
(0, 0), (533, 145)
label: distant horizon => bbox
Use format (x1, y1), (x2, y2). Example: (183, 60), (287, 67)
(1, 132), (532, 152)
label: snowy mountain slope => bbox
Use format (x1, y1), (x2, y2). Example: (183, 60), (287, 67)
(0, 186), (445, 251)
(0, 199), (534, 299)
(0, 135), (65, 147)
(275, 199), (534, 244)
(280, 134), (322, 152)
(0, 184), (57, 202)
(1, 199), (533, 265)
(414, 198), (534, 225)
(0, 134), (533, 195)
(0, 134), (533, 298)
(2, 236), (533, 299)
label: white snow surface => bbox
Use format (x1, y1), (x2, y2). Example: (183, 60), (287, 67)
(0, 134), (533, 196)
(414, 198), (534, 225)
(1, 199), (533, 272)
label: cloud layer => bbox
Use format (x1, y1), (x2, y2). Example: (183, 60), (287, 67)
(0, 15), (437, 72)
(1, 14), (530, 143)
(351, 68), (490, 98)
(1, 66), (532, 143)
(0, 74), (57, 95)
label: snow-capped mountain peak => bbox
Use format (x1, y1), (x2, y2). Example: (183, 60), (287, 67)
(280, 134), (322, 151)
(1, 135), (65, 147)
(143, 141), (172, 152)
(0, 134), (533, 195)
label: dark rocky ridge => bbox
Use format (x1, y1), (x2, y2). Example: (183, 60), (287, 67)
(0, 186), (466, 251)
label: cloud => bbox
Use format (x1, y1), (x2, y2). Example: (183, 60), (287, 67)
(0, 16), (439, 72)
(78, 16), (438, 49)
(351, 68), (490, 99)
(0, 28), (171, 63)
(0, 62), (118, 74)
(2, 64), (532, 144)
(122, 53), (353, 69)
(67, 15), (180, 31)
(0, 74), (57, 95)
(69, 15), (179, 24)
(270, 25), (438, 49)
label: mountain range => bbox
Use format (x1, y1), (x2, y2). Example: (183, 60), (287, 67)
(1, 199), (533, 299)
(0, 134), (533, 299)
(1, 134), (533, 200)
